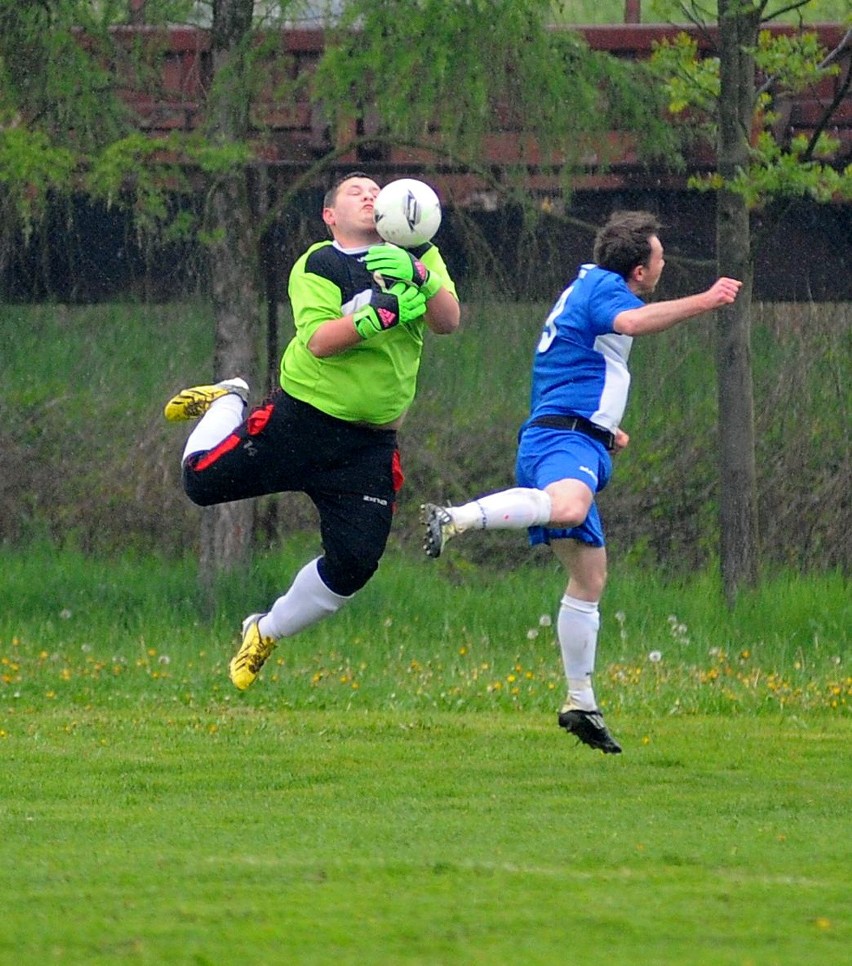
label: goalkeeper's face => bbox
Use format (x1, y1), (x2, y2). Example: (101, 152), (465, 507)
(323, 177), (382, 245)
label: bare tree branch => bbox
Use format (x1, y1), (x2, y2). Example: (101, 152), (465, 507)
(760, 0), (813, 23)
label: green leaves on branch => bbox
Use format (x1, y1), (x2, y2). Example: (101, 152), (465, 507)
(726, 135), (851, 204)
(651, 35), (720, 117)
(649, 26), (849, 207)
(0, 1), (131, 152)
(88, 134), (187, 236)
(190, 138), (254, 176)
(0, 130), (76, 238)
(87, 132), (254, 241)
(314, 0), (678, 190)
(754, 29), (836, 89)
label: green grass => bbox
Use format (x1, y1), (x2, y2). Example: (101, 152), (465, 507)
(1, 545), (849, 963)
(1, 286), (848, 961)
(2, 543), (847, 717)
(3, 298), (847, 571)
(3, 708), (850, 965)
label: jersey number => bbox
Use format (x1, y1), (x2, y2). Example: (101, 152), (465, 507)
(536, 285), (572, 354)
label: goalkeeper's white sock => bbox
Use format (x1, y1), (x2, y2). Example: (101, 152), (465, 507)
(557, 594), (600, 712)
(182, 393), (246, 464)
(259, 558), (351, 640)
(447, 487), (552, 531)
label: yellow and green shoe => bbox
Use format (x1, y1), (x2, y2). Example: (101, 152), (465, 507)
(163, 378), (248, 422)
(229, 613), (276, 691)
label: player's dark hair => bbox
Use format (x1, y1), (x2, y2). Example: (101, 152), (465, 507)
(593, 211), (661, 280)
(324, 171), (373, 208)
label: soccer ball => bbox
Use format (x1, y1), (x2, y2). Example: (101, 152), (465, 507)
(374, 178), (442, 248)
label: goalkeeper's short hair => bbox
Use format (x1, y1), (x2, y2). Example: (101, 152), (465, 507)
(324, 171), (372, 208)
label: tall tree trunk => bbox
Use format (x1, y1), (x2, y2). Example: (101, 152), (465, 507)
(199, 0), (260, 599)
(715, 0), (760, 605)
(201, 170), (259, 589)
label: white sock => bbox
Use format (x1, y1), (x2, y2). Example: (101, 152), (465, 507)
(258, 558), (351, 640)
(557, 594), (600, 712)
(449, 487), (552, 531)
(182, 393), (246, 464)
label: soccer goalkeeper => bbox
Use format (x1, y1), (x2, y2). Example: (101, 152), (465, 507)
(164, 172), (459, 691)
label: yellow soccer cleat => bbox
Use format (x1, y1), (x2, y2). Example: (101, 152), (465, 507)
(229, 613), (276, 691)
(163, 377), (249, 422)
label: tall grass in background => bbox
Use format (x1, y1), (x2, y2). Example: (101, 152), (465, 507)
(0, 298), (848, 573)
(411, 296), (850, 573)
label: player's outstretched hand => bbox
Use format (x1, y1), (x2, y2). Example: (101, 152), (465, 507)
(706, 277), (742, 307)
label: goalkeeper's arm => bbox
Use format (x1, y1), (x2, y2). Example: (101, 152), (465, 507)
(365, 244), (460, 335)
(307, 283), (426, 357)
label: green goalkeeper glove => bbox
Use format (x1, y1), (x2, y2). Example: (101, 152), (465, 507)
(352, 281), (427, 339)
(365, 245), (442, 300)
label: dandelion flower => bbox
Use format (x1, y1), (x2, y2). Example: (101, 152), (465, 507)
(648, 650), (662, 663)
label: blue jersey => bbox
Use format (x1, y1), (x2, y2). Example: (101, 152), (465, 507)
(528, 264), (644, 432)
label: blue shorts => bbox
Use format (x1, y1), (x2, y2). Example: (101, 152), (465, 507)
(515, 426), (613, 548)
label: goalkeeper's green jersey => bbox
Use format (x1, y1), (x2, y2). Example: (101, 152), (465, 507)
(281, 241), (457, 425)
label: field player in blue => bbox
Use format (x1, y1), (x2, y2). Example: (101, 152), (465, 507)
(422, 211), (741, 753)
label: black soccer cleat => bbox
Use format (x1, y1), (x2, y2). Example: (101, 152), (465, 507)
(558, 708), (622, 754)
(420, 503), (457, 559)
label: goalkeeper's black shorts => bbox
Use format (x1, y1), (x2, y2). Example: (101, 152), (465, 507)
(182, 390), (403, 596)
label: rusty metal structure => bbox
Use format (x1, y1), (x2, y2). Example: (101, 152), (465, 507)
(115, 22), (851, 204)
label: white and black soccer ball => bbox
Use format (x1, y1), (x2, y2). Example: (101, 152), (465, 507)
(374, 178), (442, 248)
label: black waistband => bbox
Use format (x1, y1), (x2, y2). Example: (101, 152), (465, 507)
(280, 390), (398, 439)
(528, 414), (615, 451)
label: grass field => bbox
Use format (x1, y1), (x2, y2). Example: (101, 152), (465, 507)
(4, 708), (850, 965)
(1, 544), (849, 964)
(1, 246), (848, 961)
